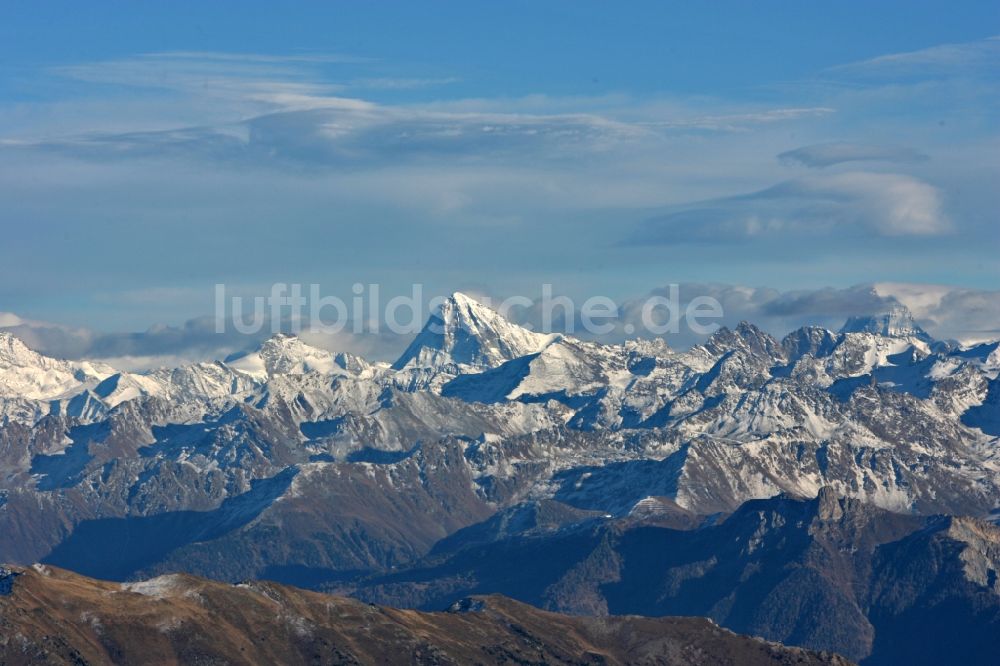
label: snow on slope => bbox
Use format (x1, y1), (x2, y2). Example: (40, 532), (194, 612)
(226, 334), (347, 378)
(0, 332), (115, 400)
(392, 292), (556, 371)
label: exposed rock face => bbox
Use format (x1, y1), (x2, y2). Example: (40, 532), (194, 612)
(0, 565), (850, 666)
(0, 294), (998, 663)
(0, 566), (17, 595)
(350, 490), (1000, 665)
(864, 516), (1000, 665)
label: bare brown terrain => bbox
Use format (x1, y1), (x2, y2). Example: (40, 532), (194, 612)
(0, 564), (851, 665)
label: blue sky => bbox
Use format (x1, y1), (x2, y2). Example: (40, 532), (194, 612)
(1, 2), (998, 363)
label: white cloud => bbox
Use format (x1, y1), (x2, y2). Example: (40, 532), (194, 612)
(636, 171), (951, 242)
(876, 283), (1000, 344)
(799, 172), (949, 235)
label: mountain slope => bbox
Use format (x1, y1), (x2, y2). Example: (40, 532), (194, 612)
(0, 301), (998, 661)
(0, 332), (115, 401)
(350, 489), (1000, 664)
(0, 565), (850, 666)
(392, 292), (555, 371)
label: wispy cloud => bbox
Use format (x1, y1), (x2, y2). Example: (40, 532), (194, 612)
(778, 141), (928, 168)
(52, 50), (364, 89)
(0, 51), (844, 171)
(0, 42), (996, 327)
(828, 35), (1000, 79)
(640, 107), (835, 132)
(351, 76), (461, 90)
(9, 98), (830, 171)
(18, 108), (654, 169)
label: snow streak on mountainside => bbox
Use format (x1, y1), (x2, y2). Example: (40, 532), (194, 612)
(0, 332), (116, 400)
(0, 293), (998, 603)
(2, 291), (1000, 662)
(393, 292), (556, 371)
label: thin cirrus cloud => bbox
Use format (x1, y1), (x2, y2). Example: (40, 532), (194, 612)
(633, 171), (951, 244)
(828, 34), (1000, 79)
(18, 108), (649, 168)
(50, 50), (366, 91)
(778, 141), (929, 168)
(5, 51), (841, 170)
(11, 102), (833, 171)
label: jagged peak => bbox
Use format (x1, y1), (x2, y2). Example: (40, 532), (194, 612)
(702, 325), (736, 351)
(0, 332), (116, 400)
(735, 321), (784, 357)
(0, 331), (39, 365)
(257, 332), (323, 354)
(226, 333), (350, 378)
(701, 322), (784, 361)
(734, 320), (764, 336)
(0, 333), (115, 376)
(781, 326), (840, 360)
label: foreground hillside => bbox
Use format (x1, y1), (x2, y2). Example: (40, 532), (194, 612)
(0, 565), (849, 666)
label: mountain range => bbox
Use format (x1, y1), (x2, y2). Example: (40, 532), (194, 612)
(1, 292), (999, 663)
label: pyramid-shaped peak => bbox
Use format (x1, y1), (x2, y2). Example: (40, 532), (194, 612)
(392, 292), (555, 371)
(437, 292), (506, 323)
(839, 303), (930, 340)
(448, 291), (485, 307)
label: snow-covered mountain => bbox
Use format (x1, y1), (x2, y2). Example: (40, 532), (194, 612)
(393, 292), (556, 371)
(840, 302), (933, 340)
(226, 333), (374, 379)
(0, 332), (116, 400)
(0, 294), (999, 634)
(2, 293), (999, 661)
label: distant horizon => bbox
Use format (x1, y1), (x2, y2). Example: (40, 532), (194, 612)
(2, 282), (996, 372)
